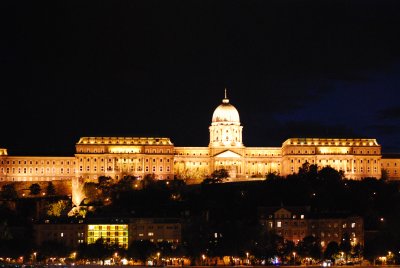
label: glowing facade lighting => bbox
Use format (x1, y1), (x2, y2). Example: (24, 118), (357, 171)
(87, 224), (128, 249)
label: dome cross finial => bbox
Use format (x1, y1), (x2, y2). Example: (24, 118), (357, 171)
(223, 88), (229, 103)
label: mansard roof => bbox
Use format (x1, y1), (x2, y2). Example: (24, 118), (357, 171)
(77, 137), (173, 146)
(282, 138), (380, 147)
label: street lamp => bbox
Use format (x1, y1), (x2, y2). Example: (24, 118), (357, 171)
(202, 254), (206, 265)
(33, 252), (37, 263)
(293, 252), (296, 265)
(246, 252), (249, 265)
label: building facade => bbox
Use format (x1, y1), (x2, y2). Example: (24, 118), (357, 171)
(33, 217), (181, 249)
(258, 206), (364, 249)
(1, 93), (400, 189)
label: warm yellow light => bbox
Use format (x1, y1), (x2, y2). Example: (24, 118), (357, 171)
(87, 224), (128, 249)
(109, 146), (141, 154)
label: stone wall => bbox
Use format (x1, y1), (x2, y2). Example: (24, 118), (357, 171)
(0, 180), (72, 197)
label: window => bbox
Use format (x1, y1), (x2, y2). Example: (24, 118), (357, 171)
(277, 221), (282, 228)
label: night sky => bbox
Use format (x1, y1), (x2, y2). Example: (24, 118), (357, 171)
(2, 0), (400, 156)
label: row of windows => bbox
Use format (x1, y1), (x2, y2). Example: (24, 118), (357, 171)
(177, 152), (209, 156)
(290, 159), (378, 164)
(246, 153), (281, 156)
(0, 177), (71, 182)
(383, 162), (400, 167)
(1, 160), (75, 165)
(79, 149), (172, 154)
(276, 221), (358, 229)
(79, 165), (171, 173)
(290, 166), (378, 173)
(271, 214), (305, 219)
(88, 231), (127, 236)
(1, 167), (75, 174)
(79, 158), (171, 163)
(288, 149), (378, 154)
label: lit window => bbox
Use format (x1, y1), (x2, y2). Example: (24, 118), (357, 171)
(61, 233), (64, 237)
(351, 223), (356, 228)
(148, 232), (154, 236)
(277, 221), (282, 228)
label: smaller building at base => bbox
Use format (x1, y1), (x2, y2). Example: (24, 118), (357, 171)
(258, 206), (364, 249)
(33, 217), (182, 250)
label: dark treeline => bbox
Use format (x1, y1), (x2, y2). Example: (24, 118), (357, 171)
(1, 164), (400, 262)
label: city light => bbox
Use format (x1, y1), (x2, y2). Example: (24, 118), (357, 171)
(293, 252), (296, 265)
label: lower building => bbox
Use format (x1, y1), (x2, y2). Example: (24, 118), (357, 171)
(129, 218), (181, 244)
(258, 206), (364, 249)
(33, 217), (182, 250)
(33, 219), (86, 249)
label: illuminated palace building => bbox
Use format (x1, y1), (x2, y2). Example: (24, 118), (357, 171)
(1, 92), (400, 186)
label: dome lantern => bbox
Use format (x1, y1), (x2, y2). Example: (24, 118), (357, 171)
(211, 89), (240, 125)
(209, 90), (244, 148)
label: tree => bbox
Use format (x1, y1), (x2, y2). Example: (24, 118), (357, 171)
(39, 240), (71, 257)
(381, 168), (388, 181)
(318, 166), (344, 183)
(46, 182), (56, 196)
(265, 172), (281, 181)
(78, 238), (112, 261)
(98, 176), (113, 198)
(114, 175), (137, 192)
(29, 183), (41, 196)
(340, 233), (352, 262)
(203, 169), (230, 184)
(298, 162), (318, 180)
(47, 200), (70, 217)
(212, 169), (229, 180)
(297, 235), (322, 260)
(143, 173), (157, 188)
(128, 240), (157, 263)
(1, 183), (18, 200)
(83, 182), (101, 203)
(324, 241), (339, 260)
